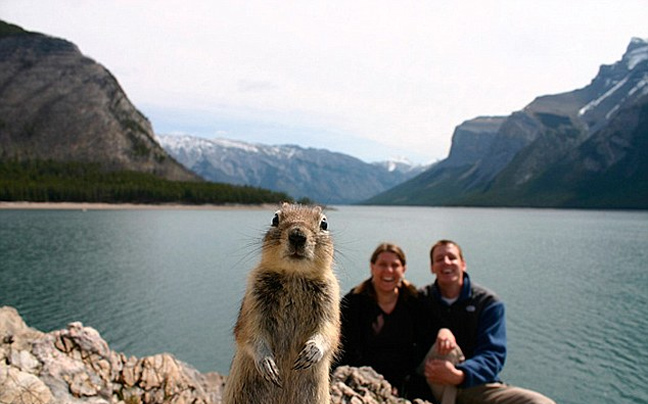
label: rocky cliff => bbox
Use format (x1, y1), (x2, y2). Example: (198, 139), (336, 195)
(0, 21), (197, 182)
(0, 306), (431, 404)
(440, 116), (506, 169)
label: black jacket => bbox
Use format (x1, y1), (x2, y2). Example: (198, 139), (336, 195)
(336, 279), (429, 395)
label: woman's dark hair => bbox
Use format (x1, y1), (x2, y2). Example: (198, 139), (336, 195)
(370, 242), (407, 266)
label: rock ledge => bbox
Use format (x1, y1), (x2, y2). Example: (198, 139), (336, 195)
(1, 306), (430, 404)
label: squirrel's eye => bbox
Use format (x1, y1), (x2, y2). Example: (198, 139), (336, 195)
(271, 213), (280, 227)
(320, 216), (328, 231)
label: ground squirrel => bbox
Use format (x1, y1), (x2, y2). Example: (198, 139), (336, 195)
(222, 203), (340, 404)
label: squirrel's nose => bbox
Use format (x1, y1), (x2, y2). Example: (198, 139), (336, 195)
(289, 229), (307, 247)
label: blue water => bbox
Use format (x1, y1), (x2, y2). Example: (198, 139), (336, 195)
(1, 206), (647, 404)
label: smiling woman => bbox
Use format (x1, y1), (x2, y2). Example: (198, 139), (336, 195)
(335, 242), (432, 400)
(369, 243), (408, 312)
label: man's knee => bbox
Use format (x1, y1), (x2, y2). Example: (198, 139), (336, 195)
(457, 383), (555, 404)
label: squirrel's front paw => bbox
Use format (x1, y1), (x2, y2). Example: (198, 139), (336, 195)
(293, 339), (324, 370)
(257, 356), (282, 387)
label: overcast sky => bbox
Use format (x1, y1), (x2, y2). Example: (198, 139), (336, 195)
(2, 1), (647, 164)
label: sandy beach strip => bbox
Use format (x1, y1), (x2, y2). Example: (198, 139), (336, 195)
(0, 201), (278, 211)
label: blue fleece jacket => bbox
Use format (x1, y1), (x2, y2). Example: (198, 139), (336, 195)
(420, 273), (507, 388)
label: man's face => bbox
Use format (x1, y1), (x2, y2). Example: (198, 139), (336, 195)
(431, 243), (466, 287)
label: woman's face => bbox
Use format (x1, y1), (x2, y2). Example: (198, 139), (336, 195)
(371, 251), (406, 294)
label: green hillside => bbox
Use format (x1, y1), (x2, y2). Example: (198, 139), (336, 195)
(0, 159), (291, 205)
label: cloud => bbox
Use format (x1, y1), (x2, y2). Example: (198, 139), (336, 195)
(237, 79), (278, 93)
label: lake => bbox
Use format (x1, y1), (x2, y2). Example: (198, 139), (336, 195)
(1, 205), (647, 404)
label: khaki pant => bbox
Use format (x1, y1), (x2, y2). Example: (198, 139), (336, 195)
(418, 344), (555, 404)
(457, 383), (556, 404)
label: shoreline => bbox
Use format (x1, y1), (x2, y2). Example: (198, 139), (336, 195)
(0, 201), (278, 211)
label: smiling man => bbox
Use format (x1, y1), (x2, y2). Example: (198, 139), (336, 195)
(419, 240), (555, 404)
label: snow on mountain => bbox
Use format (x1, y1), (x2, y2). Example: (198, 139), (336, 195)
(625, 37), (648, 70)
(575, 37), (648, 135)
(372, 156), (431, 173)
(578, 76), (630, 117)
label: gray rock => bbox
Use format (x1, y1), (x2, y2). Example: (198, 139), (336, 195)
(0, 362), (53, 404)
(1, 306), (222, 404)
(331, 366), (431, 404)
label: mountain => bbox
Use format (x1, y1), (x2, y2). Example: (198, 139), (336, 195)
(0, 20), (196, 182)
(366, 37), (648, 209)
(157, 134), (429, 204)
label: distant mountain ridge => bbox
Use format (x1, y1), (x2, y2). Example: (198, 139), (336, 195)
(157, 134), (429, 204)
(366, 37), (648, 209)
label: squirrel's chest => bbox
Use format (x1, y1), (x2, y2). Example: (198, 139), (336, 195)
(252, 273), (331, 327)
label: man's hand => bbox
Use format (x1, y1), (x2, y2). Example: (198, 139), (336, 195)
(435, 328), (457, 356)
(424, 358), (465, 386)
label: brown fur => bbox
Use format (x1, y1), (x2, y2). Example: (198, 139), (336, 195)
(222, 203), (340, 404)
